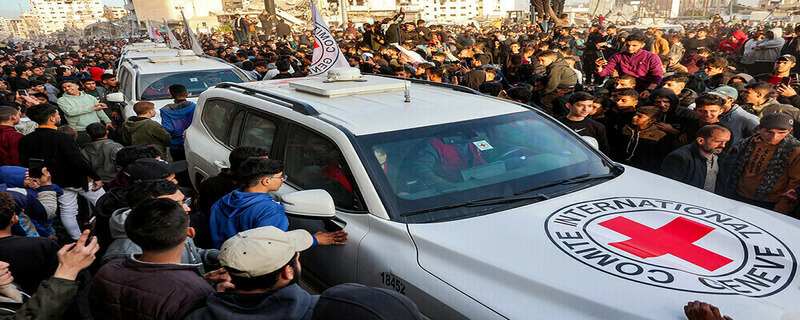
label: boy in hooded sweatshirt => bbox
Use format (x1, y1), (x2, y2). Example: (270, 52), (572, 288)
(121, 101), (171, 155)
(536, 50), (578, 115)
(752, 28), (786, 76)
(209, 157), (348, 249)
(160, 85), (196, 162)
(610, 106), (668, 173)
(81, 122), (123, 184)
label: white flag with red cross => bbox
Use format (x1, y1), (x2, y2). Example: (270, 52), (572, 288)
(308, 0), (350, 76)
(148, 20), (164, 43)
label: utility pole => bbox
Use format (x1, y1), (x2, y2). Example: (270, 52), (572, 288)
(264, 0), (275, 15)
(341, 0), (348, 26)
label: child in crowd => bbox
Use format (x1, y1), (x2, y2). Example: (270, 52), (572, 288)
(81, 122), (123, 184)
(612, 106), (668, 173)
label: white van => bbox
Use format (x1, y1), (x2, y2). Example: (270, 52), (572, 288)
(107, 51), (251, 123)
(185, 69), (800, 319)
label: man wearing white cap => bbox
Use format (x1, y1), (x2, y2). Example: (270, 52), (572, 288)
(185, 226), (318, 320)
(712, 85), (759, 171)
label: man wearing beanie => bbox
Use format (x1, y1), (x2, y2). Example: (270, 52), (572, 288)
(729, 112), (800, 214)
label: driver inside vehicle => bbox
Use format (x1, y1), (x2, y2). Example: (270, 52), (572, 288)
(144, 78), (169, 97)
(203, 73), (223, 87)
(411, 130), (493, 185)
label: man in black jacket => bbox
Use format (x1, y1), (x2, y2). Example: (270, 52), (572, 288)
(19, 104), (104, 241)
(661, 125), (731, 195)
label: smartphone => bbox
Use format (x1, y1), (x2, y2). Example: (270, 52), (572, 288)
(598, 51), (606, 61)
(782, 77), (791, 86)
(16, 90), (27, 96)
(29, 158), (44, 179)
(85, 216), (96, 246)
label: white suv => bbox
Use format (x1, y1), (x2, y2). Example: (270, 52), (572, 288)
(108, 50), (251, 123)
(185, 71), (800, 319)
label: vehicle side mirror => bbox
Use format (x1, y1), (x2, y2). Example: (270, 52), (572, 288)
(107, 92), (124, 103)
(582, 136), (599, 150)
(281, 189), (335, 219)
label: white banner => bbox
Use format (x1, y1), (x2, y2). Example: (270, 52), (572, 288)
(308, 0), (349, 76)
(163, 19), (181, 49)
(181, 11), (204, 55)
(148, 20), (164, 43)
(393, 44), (428, 66)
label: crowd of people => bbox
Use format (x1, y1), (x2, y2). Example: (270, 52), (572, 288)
(0, 9), (796, 320)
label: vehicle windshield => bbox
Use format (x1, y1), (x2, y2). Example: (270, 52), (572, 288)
(355, 111), (617, 223)
(138, 69), (246, 100)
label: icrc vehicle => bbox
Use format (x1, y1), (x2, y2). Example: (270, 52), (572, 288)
(107, 49), (251, 123)
(185, 69), (800, 319)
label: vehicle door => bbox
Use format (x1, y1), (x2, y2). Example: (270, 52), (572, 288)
(188, 98), (286, 183)
(273, 124), (370, 289)
(117, 63), (136, 122)
(117, 65), (134, 106)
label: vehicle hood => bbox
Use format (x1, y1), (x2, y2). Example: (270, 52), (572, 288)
(407, 167), (800, 319)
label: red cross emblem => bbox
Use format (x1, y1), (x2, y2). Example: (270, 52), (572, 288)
(599, 216), (733, 272)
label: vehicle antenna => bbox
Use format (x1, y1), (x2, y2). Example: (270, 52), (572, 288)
(404, 81), (411, 103)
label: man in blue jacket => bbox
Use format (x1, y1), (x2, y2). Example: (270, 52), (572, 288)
(209, 157), (348, 248)
(160, 84), (195, 162)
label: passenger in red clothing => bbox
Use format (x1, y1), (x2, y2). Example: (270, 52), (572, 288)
(412, 131), (490, 185)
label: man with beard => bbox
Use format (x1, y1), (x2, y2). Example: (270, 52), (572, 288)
(661, 125), (731, 195)
(185, 226), (318, 320)
(19, 104), (104, 241)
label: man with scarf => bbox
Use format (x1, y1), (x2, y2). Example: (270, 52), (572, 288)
(729, 113), (800, 214)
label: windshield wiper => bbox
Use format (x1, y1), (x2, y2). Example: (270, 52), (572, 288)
(400, 193), (549, 218)
(514, 173), (617, 196)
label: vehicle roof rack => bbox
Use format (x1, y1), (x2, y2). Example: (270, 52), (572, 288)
(374, 74), (481, 95)
(216, 82), (320, 116)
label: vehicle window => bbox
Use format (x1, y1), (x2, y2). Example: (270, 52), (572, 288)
(355, 111), (615, 223)
(202, 100), (237, 143)
(119, 68), (133, 99)
(240, 113), (277, 151)
(227, 111), (245, 147)
(284, 126), (361, 210)
(138, 69), (247, 100)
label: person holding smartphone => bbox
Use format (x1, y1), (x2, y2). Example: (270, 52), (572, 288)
(595, 33), (664, 99)
(765, 55), (800, 111)
(759, 55), (797, 86)
(19, 104), (105, 241)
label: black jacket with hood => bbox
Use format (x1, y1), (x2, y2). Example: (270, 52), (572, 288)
(649, 88), (697, 133)
(185, 284), (317, 320)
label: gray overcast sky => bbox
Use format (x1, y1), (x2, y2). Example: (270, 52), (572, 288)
(1, 0), (125, 19)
